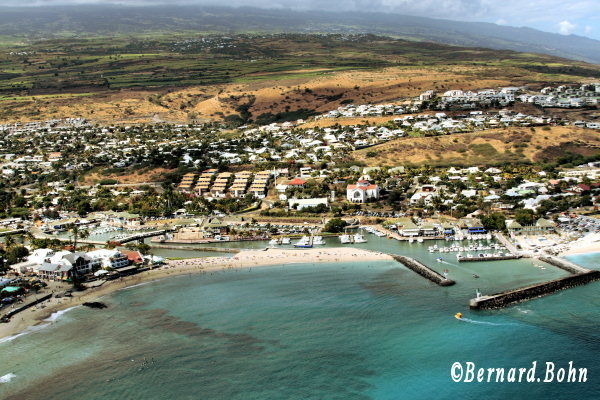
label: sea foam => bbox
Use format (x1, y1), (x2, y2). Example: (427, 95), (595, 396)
(0, 373), (16, 384)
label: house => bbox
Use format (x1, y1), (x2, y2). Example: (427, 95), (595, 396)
(123, 250), (144, 265)
(287, 178), (307, 188)
(87, 249), (130, 270)
(346, 180), (380, 203)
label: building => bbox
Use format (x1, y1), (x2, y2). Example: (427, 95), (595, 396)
(346, 180), (380, 203)
(87, 249), (130, 270)
(288, 198), (329, 211)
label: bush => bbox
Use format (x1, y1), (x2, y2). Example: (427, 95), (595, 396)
(99, 178), (118, 185)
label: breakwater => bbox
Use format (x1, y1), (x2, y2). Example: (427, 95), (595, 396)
(391, 255), (455, 286)
(1, 294), (53, 322)
(537, 255), (590, 274)
(469, 270), (600, 309)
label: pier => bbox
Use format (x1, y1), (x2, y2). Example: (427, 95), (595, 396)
(391, 255), (455, 286)
(469, 270), (600, 309)
(458, 254), (521, 262)
(149, 244), (240, 253)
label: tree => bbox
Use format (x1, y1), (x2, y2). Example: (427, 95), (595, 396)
(480, 213), (506, 231)
(5, 245), (29, 265)
(515, 209), (536, 226)
(324, 218), (348, 233)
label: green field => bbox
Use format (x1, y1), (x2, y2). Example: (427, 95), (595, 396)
(1, 33), (599, 96)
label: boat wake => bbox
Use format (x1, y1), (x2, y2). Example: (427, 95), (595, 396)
(458, 317), (519, 327)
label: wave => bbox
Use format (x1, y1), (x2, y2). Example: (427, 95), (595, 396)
(120, 281), (152, 291)
(44, 306), (79, 323)
(0, 373), (16, 384)
(0, 323), (51, 344)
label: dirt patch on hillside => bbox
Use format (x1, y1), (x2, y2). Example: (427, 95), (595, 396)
(354, 126), (600, 167)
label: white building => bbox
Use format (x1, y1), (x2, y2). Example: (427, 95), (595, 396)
(346, 180), (380, 203)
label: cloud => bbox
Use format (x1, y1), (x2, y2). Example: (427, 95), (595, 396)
(585, 25), (593, 34)
(558, 20), (576, 35)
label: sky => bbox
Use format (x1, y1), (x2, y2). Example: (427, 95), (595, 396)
(0, 0), (599, 40)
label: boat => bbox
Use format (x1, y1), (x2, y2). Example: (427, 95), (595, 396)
(353, 233), (367, 243)
(312, 236), (325, 245)
(436, 257), (443, 263)
(455, 312), (462, 320)
(281, 237), (291, 245)
(408, 238), (414, 244)
(472, 274), (479, 279)
(417, 237), (424, 243)
(269, 239), (279, 246)
(294, 236), (313, 248)
(340, 234), (352, 244)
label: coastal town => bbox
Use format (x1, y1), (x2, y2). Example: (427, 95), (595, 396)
(1, 81), (600, 337)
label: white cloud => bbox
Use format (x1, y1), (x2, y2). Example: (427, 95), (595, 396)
(585, 25), (593, 34)
(558, 20), (576, 35)
(496, 18), (508, 25)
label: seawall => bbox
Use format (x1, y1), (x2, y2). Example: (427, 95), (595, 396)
(1, 294), (53, 322)
(391, 255), (455, 286)
(469, 270), (600, 310)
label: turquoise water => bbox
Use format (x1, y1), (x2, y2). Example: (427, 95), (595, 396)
(0, 246), (598, 399)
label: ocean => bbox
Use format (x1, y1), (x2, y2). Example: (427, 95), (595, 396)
(0, 238), (598, 399)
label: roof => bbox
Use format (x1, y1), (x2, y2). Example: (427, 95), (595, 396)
(536, 218), (556, 228)
(288, 178), (306, 186)
(506, 220), (523, 229)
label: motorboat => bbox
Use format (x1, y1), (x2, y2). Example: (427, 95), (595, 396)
(281, 237), (291, 245)
(340, 234), (352, 244)
(294, 236), (313, 248)
(353, 233), (367, 243)
(312, 236), (325, 245)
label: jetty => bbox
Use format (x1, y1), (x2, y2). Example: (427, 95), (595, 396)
(391, 255), (455, 286)
(470, 253), (599, 309)
(469, 271), (600, 309)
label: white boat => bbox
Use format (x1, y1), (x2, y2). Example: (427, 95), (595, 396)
(408, 238), (414, 244)
(353, 234), (367, 243)
(340, 234), (352, 244)
(312, 236), (325, 245)
(294, 236), (312, 248)
(417, 237), (424, 243)
(269, 239), (279, 246)
(281, 237), (291, 245)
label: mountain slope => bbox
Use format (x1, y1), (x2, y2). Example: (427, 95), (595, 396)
(0, 5), (599, 64)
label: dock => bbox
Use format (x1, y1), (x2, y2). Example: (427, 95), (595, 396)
(458, 254), (521, 262)
(391, 255), (455, 286)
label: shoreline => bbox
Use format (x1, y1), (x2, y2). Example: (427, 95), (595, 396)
(0, 247), (392, 341)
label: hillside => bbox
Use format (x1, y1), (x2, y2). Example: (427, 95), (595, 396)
(0, 5), (599, 64)
(353, 126), (600, 167)
(1, 34), (599, 124)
